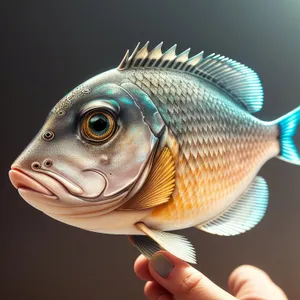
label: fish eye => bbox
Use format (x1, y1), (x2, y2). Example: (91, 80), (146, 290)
(81, 110), (116, 142)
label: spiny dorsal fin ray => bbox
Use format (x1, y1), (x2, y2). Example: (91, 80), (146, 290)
(118, 42), (264, 113)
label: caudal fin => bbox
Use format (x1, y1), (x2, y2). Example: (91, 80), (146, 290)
(275, 106), (300, 165)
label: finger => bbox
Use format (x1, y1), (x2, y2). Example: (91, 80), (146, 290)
(228, 265), (288, 300)
(144, 281), (173, 300)
(134, 255), (153, 281)
(228, 264), (272, 296)
(148, 251), (235, 300)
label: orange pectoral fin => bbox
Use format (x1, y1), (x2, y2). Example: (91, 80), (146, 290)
(120, 147), (176, 210)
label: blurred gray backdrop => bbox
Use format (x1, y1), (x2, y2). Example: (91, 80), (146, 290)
(0, 0), (300, 299)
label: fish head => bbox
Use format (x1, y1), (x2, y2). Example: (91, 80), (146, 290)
(9, 70), (165, 230)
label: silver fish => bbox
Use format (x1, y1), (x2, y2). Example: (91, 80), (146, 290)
(9, 42), (300, 263)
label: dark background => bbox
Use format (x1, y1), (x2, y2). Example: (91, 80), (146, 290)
(1, 1), (300, 299)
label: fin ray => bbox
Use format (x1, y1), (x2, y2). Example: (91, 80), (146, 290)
(129, 235), (161, 259)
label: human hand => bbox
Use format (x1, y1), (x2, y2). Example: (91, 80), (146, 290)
(134, 251), (288, 300)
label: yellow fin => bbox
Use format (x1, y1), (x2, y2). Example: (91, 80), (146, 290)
(121, 147), (176, 210)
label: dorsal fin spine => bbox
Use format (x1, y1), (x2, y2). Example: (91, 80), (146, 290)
(117, 50), (129, 70)
(157, 44), (177, 68)
(129, 42), (141, 59)
(126, 42), (140, 69)
(132, 41), (149, 67)
(144, 42), (163, 67)
(172, 48), (191, 70)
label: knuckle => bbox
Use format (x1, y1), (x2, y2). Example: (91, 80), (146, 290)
(179, 270), (203, 295)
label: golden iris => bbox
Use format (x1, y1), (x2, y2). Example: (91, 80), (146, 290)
(82, 111), (115, 142)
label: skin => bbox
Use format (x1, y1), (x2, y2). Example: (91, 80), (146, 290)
(134, 251), (288, 300)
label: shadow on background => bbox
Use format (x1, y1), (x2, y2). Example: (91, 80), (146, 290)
(0, 1), (300, 299)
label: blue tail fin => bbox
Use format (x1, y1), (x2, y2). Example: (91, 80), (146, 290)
(276, 106), (300, 165)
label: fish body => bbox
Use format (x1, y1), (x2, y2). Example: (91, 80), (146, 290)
(9, 43), (300, 263)
(125, 68), (279, 231)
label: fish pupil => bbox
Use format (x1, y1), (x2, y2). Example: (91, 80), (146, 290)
(89, 114), (109, 135)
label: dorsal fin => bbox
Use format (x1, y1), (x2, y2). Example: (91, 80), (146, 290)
(118, 42), (264, 113)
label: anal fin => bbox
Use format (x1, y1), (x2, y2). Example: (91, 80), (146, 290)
(129, 222), (197, 264)
(196, 176), (268, 236)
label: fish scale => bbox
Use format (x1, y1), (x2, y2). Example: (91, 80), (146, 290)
(128, 68), (279, 227)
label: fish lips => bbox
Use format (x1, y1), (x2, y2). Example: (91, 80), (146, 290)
(9, 169), (56, 197)
(9, 168), (59, 211)
(9, 168), (99, 205)
(9, 166), (107, 199)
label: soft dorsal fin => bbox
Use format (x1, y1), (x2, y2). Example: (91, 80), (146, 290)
(129, 222), (197, 264)
(196, 176), (268, 236)
(120, 147), (176, 210)
(118, 42), (264, 113)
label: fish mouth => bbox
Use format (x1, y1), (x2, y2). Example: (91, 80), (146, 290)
(9, 167), (128, 210)
(8, 167), (130, 223)
(9, 169), (55, 197)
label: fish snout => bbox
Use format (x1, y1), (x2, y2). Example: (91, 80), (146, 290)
(9, 168), (54, 196)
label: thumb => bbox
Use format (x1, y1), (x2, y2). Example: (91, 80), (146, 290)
(228, 265), (288, 300)
(148, 251), (235, 300)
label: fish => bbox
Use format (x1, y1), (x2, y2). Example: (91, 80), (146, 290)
(9, 42), (300, 264)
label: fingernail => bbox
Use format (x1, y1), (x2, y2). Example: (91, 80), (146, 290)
(150, 253), (174, 278)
